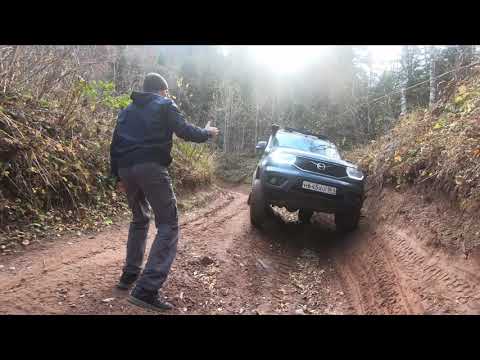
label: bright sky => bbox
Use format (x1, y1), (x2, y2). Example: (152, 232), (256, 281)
(367, 45), (402, 73)
(246, 45), (328, 74)
(221, 45), (404, 74)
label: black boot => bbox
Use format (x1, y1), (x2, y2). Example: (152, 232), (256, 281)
(116, 272), (139, 290)
(128, 286), (174, 311)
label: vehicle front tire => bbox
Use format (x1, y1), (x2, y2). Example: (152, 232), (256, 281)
(250, 180), (271, 228)
(298, 209), (313, 224)
(335, 209), (361, 233)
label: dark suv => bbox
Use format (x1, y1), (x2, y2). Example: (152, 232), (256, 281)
(248, 125), (365, 232)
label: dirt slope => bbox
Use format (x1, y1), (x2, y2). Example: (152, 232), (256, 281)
(337, 187), (480, 315)
(1, 184), (480, 315)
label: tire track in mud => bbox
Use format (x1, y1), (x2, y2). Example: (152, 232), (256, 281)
(208, 187), (480, 315)
(334, 214), (480, 315)
(233, 211), (353, 315)
(335, 258), (366, 314)
(335, 238), (414, 314)
(180, 190), (236, 227)
(4, 182), (480, 315)
(385, 225), (480, 314)
(0, 185), (352, 315)
(239, 227), (302, 314)
(0, 190), (243, 315)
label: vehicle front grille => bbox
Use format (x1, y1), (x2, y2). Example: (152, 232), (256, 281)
(294, 157), (347, 178)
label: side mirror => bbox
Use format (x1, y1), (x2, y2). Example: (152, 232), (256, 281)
(255, 141), (267, 153)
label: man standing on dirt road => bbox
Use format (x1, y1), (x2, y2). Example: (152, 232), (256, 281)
(110, 73), (219, 311)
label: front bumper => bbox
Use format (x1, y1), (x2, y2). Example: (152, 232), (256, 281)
(260, 165), (364, 213)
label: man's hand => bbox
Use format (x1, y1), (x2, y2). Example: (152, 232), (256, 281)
(205, 121), (219, 139)
(116, 180), (127, 193)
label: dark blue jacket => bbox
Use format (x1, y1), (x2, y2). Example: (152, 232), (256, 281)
(110, 91), (210, 179)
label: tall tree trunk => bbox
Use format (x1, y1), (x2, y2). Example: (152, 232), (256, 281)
(271, 95), (275, 125)
(254, 102), (259, 147)
(366, 52), (372, 136)
(241, 124), (245, 152)
(112, 61), (116, 88)
(429, 46), (436, 109)
(224, 88), (228, 153)
(452, 45), (474, 83)
(400, 46), (409, 116)
(116, 45), (128, 93)
(224, 86), (231, 154)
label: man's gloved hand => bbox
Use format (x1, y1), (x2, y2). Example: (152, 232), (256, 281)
(205, 121), (219, 138)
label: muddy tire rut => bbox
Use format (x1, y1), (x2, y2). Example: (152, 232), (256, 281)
(1, 185), (479, 315)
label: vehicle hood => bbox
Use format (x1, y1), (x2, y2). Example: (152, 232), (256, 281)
(271, 147), (358, 168)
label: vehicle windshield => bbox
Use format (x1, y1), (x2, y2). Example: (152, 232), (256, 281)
(272, 131), (341, 159)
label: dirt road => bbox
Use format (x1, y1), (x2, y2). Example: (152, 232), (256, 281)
(1, 184), (480, 315)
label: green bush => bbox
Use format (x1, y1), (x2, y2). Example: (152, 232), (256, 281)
(80, 80), (132, 110)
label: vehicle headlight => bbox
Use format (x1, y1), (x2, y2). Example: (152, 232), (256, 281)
(269, 152), (296, 165)
(346, 167), (364, 181)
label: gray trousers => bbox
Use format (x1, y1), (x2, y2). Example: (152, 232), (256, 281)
(118, 162), (179, 292)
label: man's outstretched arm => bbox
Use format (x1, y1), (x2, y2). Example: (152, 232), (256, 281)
(166, 101), (218, 142)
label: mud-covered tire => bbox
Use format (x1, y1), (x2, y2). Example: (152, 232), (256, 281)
(250, 180), (271, 228)
(298, 210), (313, 224)
(335, 209), (361, 233)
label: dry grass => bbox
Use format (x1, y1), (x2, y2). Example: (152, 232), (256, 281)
(214, 153), (258, 184)
(347, 72), (480, 252)
(0, 90), (216, 250)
